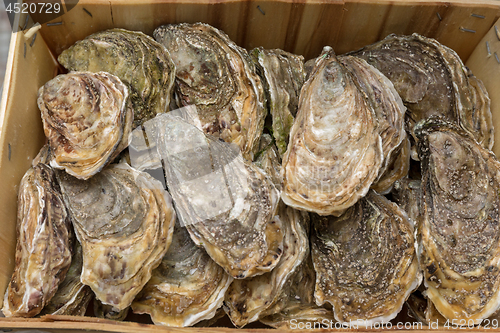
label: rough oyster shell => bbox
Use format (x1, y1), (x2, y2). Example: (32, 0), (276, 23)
(94, 300), (129, 321)
(40, 241), (92, 316)
(350, 33), (494, 150)
(259, 255), (335, 329)
(57, 163), (176, 311)
(254, 134), (282, 191)
(251, 47), (306, 157)
(153, 23), (266, 161)
(224, 202), (309, 327)
(311, 190), (421, 325)
(37, 72), (133, 180)
(281, 47), (383, 216)
(156, 113), (282, 279)
(339, 55), (408, 193)
(2, 164), (73, 317)
(58, 28), (175, 128)
(132, 222), (232, 327)
(391, 178), (423, 227)
(415, 118), (500, 322)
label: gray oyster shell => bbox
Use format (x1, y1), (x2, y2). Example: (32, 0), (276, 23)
(224, 202), (309, 327)
(311, 190), (421, 325)
(350, 33), (494, 150)
(58, 28), (175, 128)
(132, 222), (232, 327)
(415, 118), (500, 322)
(37, 72), (133, 180)
(254, 134), (282, 191)
(2, 164), (73, 317)
(281, 47), (383, 216)
(156, 113), (282, 279)
(391, 178), (423, 227)
(339, 55), (408, 194)
(57, 163), (176, 311)
(153, 23), (266, 161)
(94, 300), (129, 321)
(40, 241), (92, 316)
(251, 47), (306, 157)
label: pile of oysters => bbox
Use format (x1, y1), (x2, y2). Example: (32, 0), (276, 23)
(2, 22), (499, 328)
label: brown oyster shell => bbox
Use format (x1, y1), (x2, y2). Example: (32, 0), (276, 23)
(40, 241), (92, 316)
(311, 190), (421, 325)
(153, 23), (266, 161)
(251, 47), (306, 157)
(57, 163), (176, 311)
(350, 33), (494, 150)
(37, 72), (133, 180)
(281, 47), (383, 216)
(156, 113), (282, 279)
(224, 202), (309, 327)
(58, 28), (175, 128)
(414, 118), (500, 322)
(132, 222), (232, 327)
(2, 164), (73, 317)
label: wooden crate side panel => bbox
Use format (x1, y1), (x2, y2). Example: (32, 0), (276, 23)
(0, 24), (58, 307)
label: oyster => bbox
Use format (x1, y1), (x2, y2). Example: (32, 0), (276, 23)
(281, 47), (383, 216)
(58, 28), (175, 128)
(467, 69), (493, 150)
(153, 23), (266, 161)
(224, 202), (309, 327)
(415, 118), (500, 322)
(57, 163), (176, 311)
(40, 241), (92, 316)
(259, 255), (335, 329)
(339, 55), (408, 194)
(391, 178), (423, 227)
(132, 222), (232, 327)
(349, 33), (494, 150)
(311, 190), (421, 325)
(254, 134), (282, 191)
(251, 47), (306, 157)
(156, 112), (282, 279)
(38, 72), (133, 180)
(2, 164), (73, 317)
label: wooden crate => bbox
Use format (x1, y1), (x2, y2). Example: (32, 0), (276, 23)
(1, 0), (500, 331)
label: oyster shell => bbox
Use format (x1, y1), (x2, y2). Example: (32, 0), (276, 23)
(2, 164), (73, 317)
(254, 134), (282, 191)
(251, 47), (306, 157)
(132, 222), (232, 327)
(57, 163), (176, 311)
(281, 47), (383, 216)
(37, 72), (133, 180)
(311, 190), (421, 325)
(414, 118), (500, 322)
(58, 28), (175, 128)
(339, 55), (408, 194)
(349, 33), (494, 150)
(156, 112), (282, 279)
(40, 241), (92, 316)
(391, 177), (423, 227)
(467, 69), (493, 150)
(153, 23), (266, 161)
(224, 202), (309, 327)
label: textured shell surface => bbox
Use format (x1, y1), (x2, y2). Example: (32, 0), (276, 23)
(391, 177), (423, 228)
(57, 163), (176, 311)
(251, 47), (306, 157)
(132, 222), (232, 327)
(37, 72), (133, 180)
(415, 118), (500, 322)
(281, 47), (383, 216)
(311, 190), (421, 325)
(254, 134), (283, 191)
(224, 202), (309, 327)
(259, 254), (335, 329)
(153, 23), (266, 161)
(339, 55), (408, 193)
(2, 164), (73, 317)
(350, 33), (494, 150)
(156, 112), (282, 279)
(94, 299), (129, 321)
(40, 241), (93, 316)
(58, 28), (175, 128)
